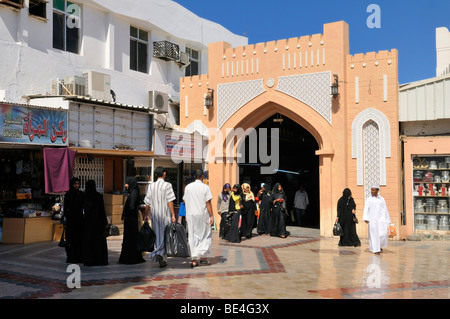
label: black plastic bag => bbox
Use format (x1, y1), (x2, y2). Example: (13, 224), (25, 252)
(164, 222), (190, 258)
(138, 221), (156, 252)
(333, 222), (344, 236)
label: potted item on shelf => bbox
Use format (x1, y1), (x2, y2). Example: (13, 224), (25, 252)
(429, 161), (438, 169)
(423, 171), (434, 182)
(413, 171), (423, 182)
(414, 199), (424, 213)
(425, 198), (436, 213)
(439, 216), (449, 231)
(427, 215), (438, 230)
(436, 200), (448, 213)
(415, 214), (426, 230)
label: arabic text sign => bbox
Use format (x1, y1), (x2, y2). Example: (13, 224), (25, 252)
(0, 103), (68, 145)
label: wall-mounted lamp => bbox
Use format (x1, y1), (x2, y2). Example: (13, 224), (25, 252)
(204, 88), (214, 109)
(331, 73), (339, 98)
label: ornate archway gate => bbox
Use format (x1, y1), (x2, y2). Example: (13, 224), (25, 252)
(179, 21), (402, 238)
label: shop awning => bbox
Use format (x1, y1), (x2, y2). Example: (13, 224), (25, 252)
(70, 147), (154, 157)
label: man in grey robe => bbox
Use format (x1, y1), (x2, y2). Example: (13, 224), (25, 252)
(144, 166), (176, 267)
(363, 184), (391, 255)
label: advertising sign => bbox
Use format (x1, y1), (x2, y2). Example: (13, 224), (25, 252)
(0, 103), (68, 145)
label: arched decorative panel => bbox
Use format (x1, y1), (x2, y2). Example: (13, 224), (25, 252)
(352, 108), (391, 191)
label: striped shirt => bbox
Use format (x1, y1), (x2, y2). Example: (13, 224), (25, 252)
(144, 178), (176, 259)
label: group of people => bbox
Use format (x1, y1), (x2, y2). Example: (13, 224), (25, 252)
(336, 184), (392, 255)
(63, 177), (109, 266)
(63, 168), (392, 269)
(120, 166), (213, 268)
(218, 182), (294, 242)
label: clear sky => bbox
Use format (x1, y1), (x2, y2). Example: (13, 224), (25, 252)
(173, 0), (450, 85)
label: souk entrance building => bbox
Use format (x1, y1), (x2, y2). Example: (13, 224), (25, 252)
(179, 21), (402, 239)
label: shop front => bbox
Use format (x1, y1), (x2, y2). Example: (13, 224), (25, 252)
(403, 136), (450, 239)
(0, 102), (69, 244)
(399, 73), (450, 240)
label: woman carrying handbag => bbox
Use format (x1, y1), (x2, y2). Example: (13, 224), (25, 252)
(336, 188), (361, 247)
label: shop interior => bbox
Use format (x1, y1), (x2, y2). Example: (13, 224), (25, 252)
(0, 147), (63, 243)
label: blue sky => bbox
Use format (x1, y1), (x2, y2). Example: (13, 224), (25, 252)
(173, 0), (450, 84)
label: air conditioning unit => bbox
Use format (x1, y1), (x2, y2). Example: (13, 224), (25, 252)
(176, 52), (191, 69)
(63, 76), (86, 96)
(83, 71), (111, 101)
(51, 76), (85, 96)
(153, 41), (180, 61)
(149, 90), (169, 113)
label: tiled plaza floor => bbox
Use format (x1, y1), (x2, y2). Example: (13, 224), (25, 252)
(0, 226), (449, 300)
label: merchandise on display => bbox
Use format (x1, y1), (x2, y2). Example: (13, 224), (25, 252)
(412, 156), (450, 234)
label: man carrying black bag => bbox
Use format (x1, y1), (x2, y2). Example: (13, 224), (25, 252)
(143, 167), (176, 268)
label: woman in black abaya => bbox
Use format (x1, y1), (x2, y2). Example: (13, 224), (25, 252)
(63, 177), (84, 263)
(118, 177), (145, 265)
(241, 183), (256, 239)
(224, 184), (243, 243)
(83, 180), (109, 266)
(256, 184), (271, 235)
(270, 183), (288, 238)
(336, 188), (361, 247)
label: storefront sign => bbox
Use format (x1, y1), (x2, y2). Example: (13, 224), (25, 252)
(0, 103), (68, 145)
(154, 128), (204, 162)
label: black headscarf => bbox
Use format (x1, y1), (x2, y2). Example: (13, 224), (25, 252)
(343, 188), (352, 199)
(84, 179), (98, 201)
(69, 177), (80, 192)
(125, 176), (138, 193)
(272, 183), (283, 194)
(122, 177), (140, 219)
(232, 184), (242, 195)
(342, 188), (354, 207)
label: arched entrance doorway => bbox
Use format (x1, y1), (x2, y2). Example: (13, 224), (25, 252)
(238, 113), (320, 229)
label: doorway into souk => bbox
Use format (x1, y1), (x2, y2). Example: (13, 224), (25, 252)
(238, 114), (320, 229)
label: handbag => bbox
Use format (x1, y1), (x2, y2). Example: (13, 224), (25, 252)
(58, 225), (70, 248)
(105, 224), (120, 237)
(333, 222), (344, 236)
(387, 224), (397, 238)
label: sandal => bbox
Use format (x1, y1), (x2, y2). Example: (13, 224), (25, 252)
(199, 258), (209, 265)
(191, 260), (198, 268)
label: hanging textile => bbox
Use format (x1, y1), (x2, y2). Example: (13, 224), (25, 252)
(43, 147), (76, 193)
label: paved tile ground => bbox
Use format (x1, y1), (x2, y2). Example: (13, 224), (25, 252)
(0, 226), (449, 301)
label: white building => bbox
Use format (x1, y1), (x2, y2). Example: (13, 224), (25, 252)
(436, 27), (450, 77)
(0, 0), (247, 199)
